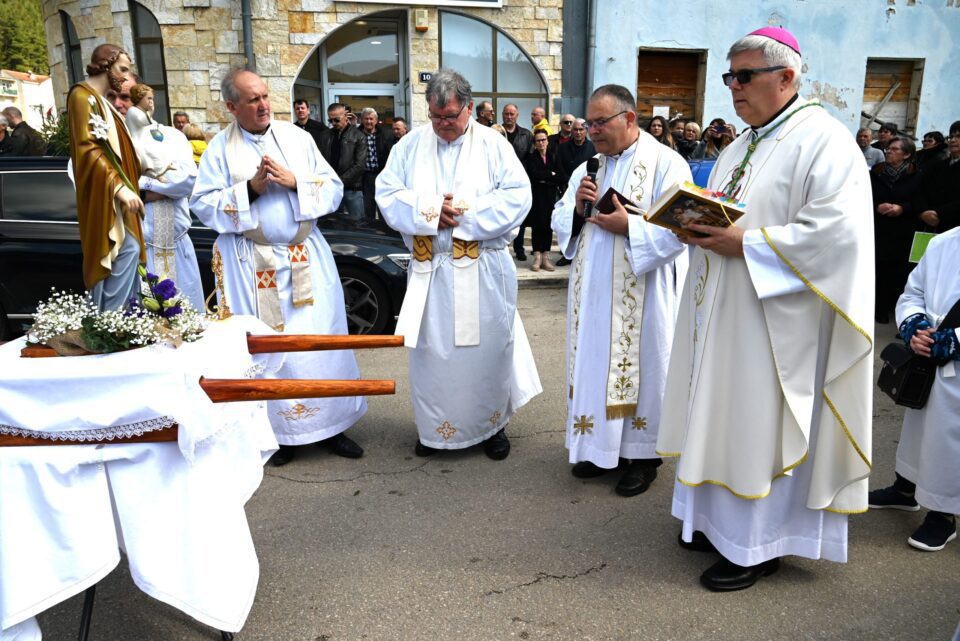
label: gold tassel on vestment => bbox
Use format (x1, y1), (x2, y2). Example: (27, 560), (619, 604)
(606, 403), (638, 420)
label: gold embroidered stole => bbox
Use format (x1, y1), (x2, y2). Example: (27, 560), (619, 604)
(400, 124), (483, 348)
(569, 139), (659, 419)
(224, 121), (314, 330)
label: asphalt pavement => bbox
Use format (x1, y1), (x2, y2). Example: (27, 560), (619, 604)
(37, 287), (959, 641)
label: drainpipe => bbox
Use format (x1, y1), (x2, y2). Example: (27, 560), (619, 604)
(586, 0), (597, 95)
(241, 0), (256, 71)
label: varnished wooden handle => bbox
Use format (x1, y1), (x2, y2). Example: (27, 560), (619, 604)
(245, 333), (404, 353)
(199, 377), (395, 402)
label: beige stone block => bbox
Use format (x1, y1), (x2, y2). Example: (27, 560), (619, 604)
(216, 29), (240, 54)
(195, 7), (232, 31)
(538, 0), (562, 7)
(534, 6), (559, 20)
(288, 11), (311, 33)
(195, 85), (211, 109)
(547, 22), (562, 41)
(282, 45), (312, 67)
(163, 25), (198, 47)
(169, 85), (197, 109)
(278, 0), (301, 10)
(196, 30), (214, 48)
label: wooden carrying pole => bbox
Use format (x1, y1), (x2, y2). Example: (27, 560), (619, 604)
(2, 334), (400, 447)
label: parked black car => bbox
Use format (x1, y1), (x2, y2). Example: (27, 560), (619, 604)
(0, 157), (409, 338)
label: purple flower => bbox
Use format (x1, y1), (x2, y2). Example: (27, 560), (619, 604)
(146, 272), (159, 283)
(161, 304), (183, 319)
(151, 279), (177, 301)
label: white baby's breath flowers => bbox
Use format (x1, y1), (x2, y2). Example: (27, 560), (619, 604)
(28, 290), (97, 343)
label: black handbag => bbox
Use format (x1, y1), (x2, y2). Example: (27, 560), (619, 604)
(877, 299), (960, 409)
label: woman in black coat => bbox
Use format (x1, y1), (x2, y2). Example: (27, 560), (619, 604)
(871, 135), (923, 323)
(524, 129), (559, 271)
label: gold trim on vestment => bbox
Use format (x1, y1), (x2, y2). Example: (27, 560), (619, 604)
(759, 227), (873, 469)
(412, 235), (433, 262)
(452, 239), (480, 259)
(209, 244), (233, 319)
(662, 450), (810, 501)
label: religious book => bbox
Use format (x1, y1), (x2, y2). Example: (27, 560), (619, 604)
(644, 181), (746, 238)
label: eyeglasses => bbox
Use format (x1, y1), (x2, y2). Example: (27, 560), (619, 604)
(585, 111), (627, 130)
(884, 146), (903, 153)
(722, 66), (786, 87)
(428, 103), (467, 124)
(561, 120), (573, 125)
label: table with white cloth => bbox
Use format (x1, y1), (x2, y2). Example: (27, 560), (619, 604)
(0, 316), (283, 640)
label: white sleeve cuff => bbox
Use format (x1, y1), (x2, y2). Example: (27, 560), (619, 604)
(743, 229), (806, 299)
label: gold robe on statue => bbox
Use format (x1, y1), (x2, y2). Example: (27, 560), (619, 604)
(67, 82), (145, 289)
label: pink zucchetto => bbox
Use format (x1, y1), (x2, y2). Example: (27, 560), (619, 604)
(748, 26), (801, 56)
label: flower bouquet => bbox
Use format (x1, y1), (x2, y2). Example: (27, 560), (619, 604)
(27, 267), (207, 356)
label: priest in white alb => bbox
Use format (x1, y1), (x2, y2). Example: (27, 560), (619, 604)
(656, 27), (874, 591)
(191, 69), (366, 466)
(552, 84), (690, 497)
(376, 69), (541, 460)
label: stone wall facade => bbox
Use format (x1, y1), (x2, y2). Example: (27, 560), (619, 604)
(43, 0), (564, 131)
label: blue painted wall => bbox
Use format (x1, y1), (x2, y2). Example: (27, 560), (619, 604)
(591, 0), (959, 135)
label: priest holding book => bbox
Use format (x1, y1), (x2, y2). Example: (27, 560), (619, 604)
(656, 27), (874, 591)
(551, 84), (691, 497)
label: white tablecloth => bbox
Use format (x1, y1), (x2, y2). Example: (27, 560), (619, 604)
(0, 316), (281, 638)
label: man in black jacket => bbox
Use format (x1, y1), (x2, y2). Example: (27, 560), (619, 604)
(292, 98), (325, 151)
(1, 107), (45, 156)
(502, 103), (533, 259)
(359, 107), (393, 221)
(320, 102), (366, 221)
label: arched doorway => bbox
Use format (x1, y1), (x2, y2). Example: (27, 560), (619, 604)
(293, 10), (409, 124)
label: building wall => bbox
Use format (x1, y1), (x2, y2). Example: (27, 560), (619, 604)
(592, 0), (960, 135)
(42, 0), (563, 131)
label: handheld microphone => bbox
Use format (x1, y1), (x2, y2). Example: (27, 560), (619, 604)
(583, 157), (600, 218)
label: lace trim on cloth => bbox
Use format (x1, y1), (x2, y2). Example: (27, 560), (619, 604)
(0, 416), (176, 442)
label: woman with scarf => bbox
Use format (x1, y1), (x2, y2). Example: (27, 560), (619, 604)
(871, 135), (923, 323)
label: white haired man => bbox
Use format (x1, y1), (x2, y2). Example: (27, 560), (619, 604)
(191, 69), (367, 466)
(657, 27), (874, 591)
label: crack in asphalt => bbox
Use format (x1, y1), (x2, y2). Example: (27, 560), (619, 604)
(509, 428), (566, 439)
(265, 459), (435, 484)
(483, 562), (608, 596)
(600, 510), (622, 528)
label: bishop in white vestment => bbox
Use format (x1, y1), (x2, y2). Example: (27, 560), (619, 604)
(376, 69), (541, 459)
(552, 84), (690, 497)
(190, 70), (366, 464)
(656, 28), (874, 591)
(868, 225), (960, 551)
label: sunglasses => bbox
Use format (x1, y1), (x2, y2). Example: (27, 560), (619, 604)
(561, 120), (573, 125)
(722, 66), (786, 87)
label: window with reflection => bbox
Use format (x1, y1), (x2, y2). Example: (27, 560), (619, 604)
(59, 11), (83, 87)
(128, 1), (170, 124)
(326, 20), (400, 84)
(439, 12), (547, 118)
(2, 173), (77, 222)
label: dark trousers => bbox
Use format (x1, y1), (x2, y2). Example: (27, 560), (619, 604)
(362, 171), (380, 220)
(513, 224), (528, 256)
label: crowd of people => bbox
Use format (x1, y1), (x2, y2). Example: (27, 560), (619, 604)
(30, 21), (960, 616)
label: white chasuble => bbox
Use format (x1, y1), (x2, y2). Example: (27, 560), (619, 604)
(657, 99), (874, 565)
(895, 227), (960, 514)
(190, 120), (367, 445)
(376, 121), (541, 449)
(552, 132), (690, 468)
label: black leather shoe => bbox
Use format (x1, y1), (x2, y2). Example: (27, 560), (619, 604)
(700, 557), (780, 592)
(484, 428), (510, 460)
(323, 433), (364, 458)
(415, 441), (439, 457)
(556, 256), (571, 267)
(678, 531), (717, 553)
(571, 461), (613, 478)
(515, 250), (527, 261)
(271, 445), (296, 467)
(615, 460), (658, 496)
